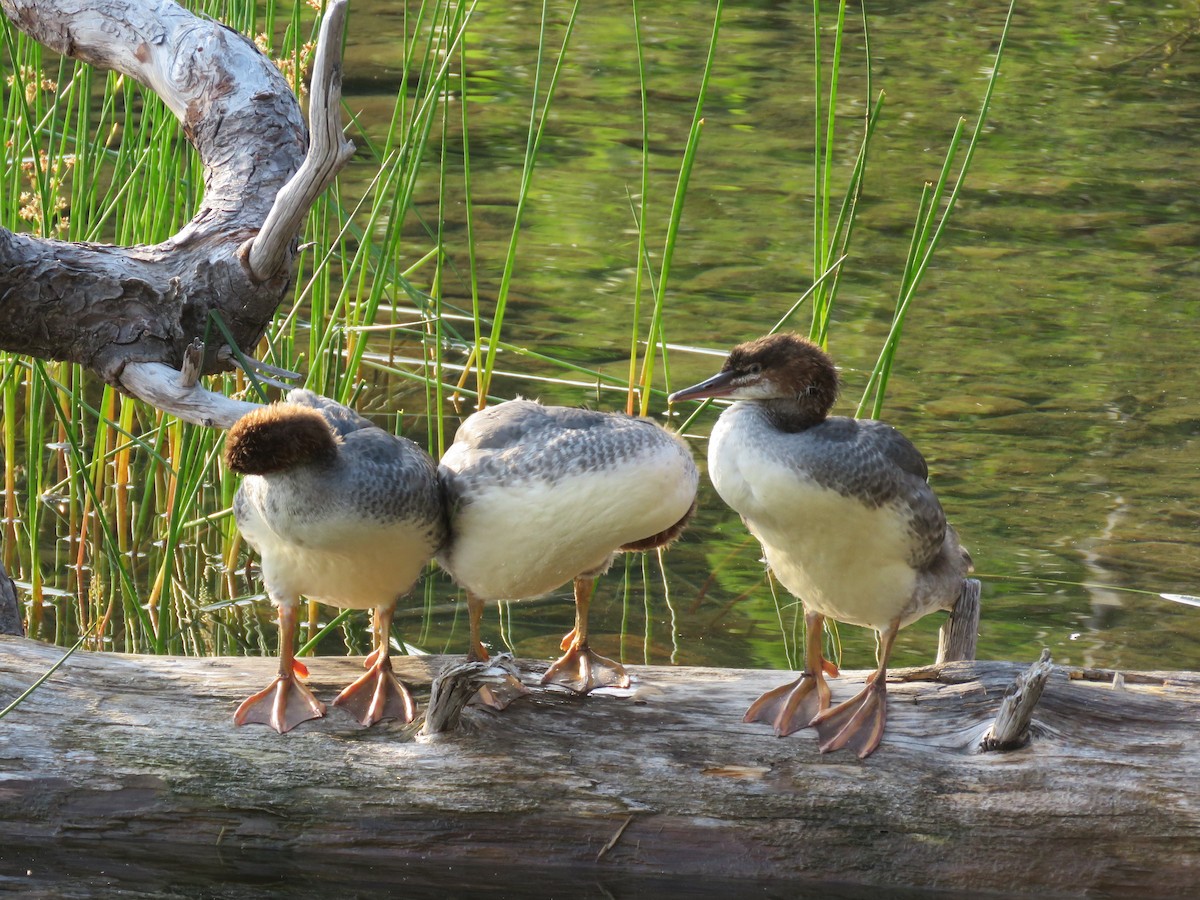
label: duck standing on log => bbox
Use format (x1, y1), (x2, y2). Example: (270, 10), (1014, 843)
(436, 399), (699, 694)
(669, 334), (972, 758)
(224, 390), (446, 733)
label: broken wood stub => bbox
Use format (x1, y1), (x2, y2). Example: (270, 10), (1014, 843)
(981, 647), (1053, 751)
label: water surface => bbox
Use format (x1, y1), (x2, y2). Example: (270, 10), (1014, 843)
(336, 0), (1200, 673)
(8, 1), (1197, 676)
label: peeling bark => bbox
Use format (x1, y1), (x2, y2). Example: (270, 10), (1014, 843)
(1, 636), (1198, 895)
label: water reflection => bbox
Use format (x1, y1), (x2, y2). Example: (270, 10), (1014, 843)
(6, 1), (1196, 674)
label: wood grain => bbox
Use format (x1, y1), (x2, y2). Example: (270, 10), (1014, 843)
(1, 636), (1197, 895)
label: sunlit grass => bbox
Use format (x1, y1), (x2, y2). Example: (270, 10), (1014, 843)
(0, 0), (476, 658)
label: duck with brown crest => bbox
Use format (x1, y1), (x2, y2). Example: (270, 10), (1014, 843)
(670, 334), (972, 758)
(225, 390), (446, 733)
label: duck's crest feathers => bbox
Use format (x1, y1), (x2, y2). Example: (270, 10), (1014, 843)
(225, 403), (338, 475)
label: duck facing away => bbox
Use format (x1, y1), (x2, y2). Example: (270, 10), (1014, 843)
(669, 333), (972, 758)
(225, 390), (446, 733)
(437, 399), (699, 693)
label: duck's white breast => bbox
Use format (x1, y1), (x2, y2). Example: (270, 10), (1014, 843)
(709, 404), (921, 631)
(237, 478), (438, 609)
(440, 419), (697, 601)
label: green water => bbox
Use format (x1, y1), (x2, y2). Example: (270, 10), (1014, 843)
(345, 0), (1200, 674)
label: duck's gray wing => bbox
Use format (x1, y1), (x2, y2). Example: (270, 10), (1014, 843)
(448, 399), (556, 451)
(806, 417), (947, 568)
(449, 401), (671, 478)
(313, 426), (446, 542)
(279, 389), (445, 540)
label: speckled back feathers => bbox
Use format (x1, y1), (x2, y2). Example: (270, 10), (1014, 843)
(227, 389), (446, 552)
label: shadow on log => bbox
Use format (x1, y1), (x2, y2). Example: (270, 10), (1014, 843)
(1, 635), (1197, 897)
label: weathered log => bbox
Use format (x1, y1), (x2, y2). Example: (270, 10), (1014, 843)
(1, 635), (1197, 895)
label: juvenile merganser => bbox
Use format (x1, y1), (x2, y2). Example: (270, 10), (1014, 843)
(436, 399), (699, 693)
(225, 390), (446, 733)
(669, 333), (971, 758)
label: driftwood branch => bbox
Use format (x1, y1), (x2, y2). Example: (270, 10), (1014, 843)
(119, 360), (262, 428)
(0, 0), (351, 423)
(246, 0), (354, 282)
(2, 635), (1198, 895)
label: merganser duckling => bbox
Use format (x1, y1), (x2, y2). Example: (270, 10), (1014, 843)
(225, 390), (446, 733)
(669, 333), (971, 758)
(436, 399), (698, 693)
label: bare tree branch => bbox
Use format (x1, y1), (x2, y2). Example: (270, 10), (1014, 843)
(246, 0), (354, 282)
(0, 0), (352, 423)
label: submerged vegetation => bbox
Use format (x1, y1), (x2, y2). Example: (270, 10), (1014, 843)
(0, 0), (1013, 672)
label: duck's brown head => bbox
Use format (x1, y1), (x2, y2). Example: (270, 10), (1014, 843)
(669, 333), (840, 427)
(224, 403), (339, 475)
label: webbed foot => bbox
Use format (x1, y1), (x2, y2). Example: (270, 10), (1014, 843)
(234, 672), (327, 733)
(542, 641), (630, 694)
(810, 675), (888, 759)
(743, 668), (831, 736)
(333, 655), (417, 726)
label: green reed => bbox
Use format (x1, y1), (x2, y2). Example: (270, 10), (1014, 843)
(626, 0), (724, 419)
(0, 0), (471, 657)
(857, 0), (1017, 419)
(474, 0), (581, 404)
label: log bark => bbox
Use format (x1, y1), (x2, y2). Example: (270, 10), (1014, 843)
(0, 0), (351, 426)
(1, 635), (1197, 896)
(0, 564), (20, 636)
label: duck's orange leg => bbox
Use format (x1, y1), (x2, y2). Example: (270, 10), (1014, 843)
(235, 601), (326, 733)
(744, 610), (832, 735)
(465, 593), (489, 662)
(811, 617), (900, 759)
(333, 601), (417, 726)
(542, 577), (630, 693)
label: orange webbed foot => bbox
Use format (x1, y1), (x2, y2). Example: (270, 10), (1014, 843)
(541, 642), (630, 694)
(333, 656), (416, 727)
(743, 669), (831, 736)
(234, 672), (327, 734)
(810, 675), (888, 759)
